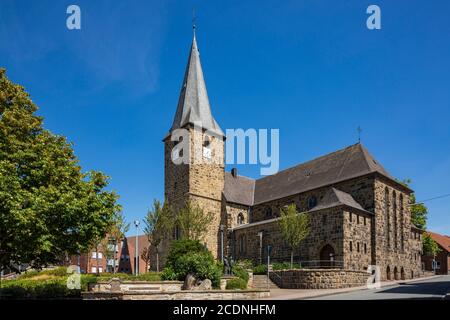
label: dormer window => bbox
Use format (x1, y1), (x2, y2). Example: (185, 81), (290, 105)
(308, 196), (317, 210)
(237, 213), (244, 225)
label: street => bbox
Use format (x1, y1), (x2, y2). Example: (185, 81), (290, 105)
(308, 275), (450, 300)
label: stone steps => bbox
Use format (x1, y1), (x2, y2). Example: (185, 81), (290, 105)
(252, 275), (279, 289)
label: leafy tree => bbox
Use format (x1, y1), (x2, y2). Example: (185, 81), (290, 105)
(176, 201), (213, 241)
(161, 239), (222, 287)
(410, 193), (428, 229)
(143, 200), (173, 272)
(0, 68), (121, 271)
(422, 233), (441, 257)
(140, 246), (151, 272)
(105, 212), (129, 273)
(400, 179), (428, 229)
(278, 204), (310, 269)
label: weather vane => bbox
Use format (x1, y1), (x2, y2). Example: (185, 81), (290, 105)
(357, 126), (362, 143)
(192, 7), (197, 34)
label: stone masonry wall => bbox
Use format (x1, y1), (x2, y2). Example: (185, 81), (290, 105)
(163, 126), (224, 260)
(270, 269), (370, 289)
(250, 175), (375, 223)
(232, 207), (345, 265)
(342, 210), (373, 271)
(373, 177), (422, 280)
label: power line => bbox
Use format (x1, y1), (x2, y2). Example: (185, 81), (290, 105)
(417, 193), (450, 204)
(409, 192), (450, 206)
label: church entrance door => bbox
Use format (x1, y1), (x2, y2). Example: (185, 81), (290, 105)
(319, 244), (335, 268)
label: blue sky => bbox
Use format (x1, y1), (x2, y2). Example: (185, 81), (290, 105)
(1, 0), (449, 235)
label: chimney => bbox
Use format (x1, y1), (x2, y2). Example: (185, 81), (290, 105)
(231, 168), (238, 178)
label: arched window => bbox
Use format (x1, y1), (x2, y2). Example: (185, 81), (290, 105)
(386, 266), (391, 280)
(239, 235), (246, 254)
(265, 207), (273, 218)
(202, 135), (211, 159)
(308, 196), (317, 210)
(400, 194), (404, 251)
(393, 191), (398, 249)
(384, 187), (390, 248)
(172, 136), (184, 160)
(237, 213), (244, 225)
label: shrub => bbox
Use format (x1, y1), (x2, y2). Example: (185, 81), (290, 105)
(253, 264), (267, 275)
(0, 278), (79, 299)
(272, 262), (301, 270)
(231, 265), (249, 282)
(161, 240), (222, 288)
(17, 270), (40, 279)
(165, 239), (209, 266)
(134, 272), (161, 282)
(226, 278), (247, 290)
(235, 259), (252, 270)
(161, 265), (178, 281)
(45, 266), (70, 277)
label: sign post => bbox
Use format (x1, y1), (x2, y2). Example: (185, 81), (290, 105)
(267, 245), (272, 290)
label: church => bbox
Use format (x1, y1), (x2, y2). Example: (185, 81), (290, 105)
(161, 32), (423, 281)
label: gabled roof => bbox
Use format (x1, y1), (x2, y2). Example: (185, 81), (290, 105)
(427, 231), (450, 253)
(224, 143), (407, 206)
(311, 188), (370, 214)
(252, 143), (401, 205)
(168, 34), (224, 138)
(223, 172), (255, 206)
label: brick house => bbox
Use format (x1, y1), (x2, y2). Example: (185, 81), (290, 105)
(158, 32), (424, 281)
(65, 235), (150, 274)
(422, 231), (450, 275)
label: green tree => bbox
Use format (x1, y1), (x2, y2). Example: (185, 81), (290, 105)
(400, 179), (428, 229)
(0, 68), (121, 271)
(143, 200), (173, 272)
(140, 246), (152, 272)
(410, 193), (428, 229)
(101, 212), (129, 273)
(422, 233), (441, 257)
(278, 204), (310, 269)
(176, 201), (214, 241)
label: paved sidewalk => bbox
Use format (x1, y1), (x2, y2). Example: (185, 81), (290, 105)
(261, 275), (442, 300)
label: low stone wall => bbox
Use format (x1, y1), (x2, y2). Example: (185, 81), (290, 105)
(84, 278), (269, 300)
(270, 269), (370, 289)
(88, 279), (183, 293)
(83, 289), (270, 300)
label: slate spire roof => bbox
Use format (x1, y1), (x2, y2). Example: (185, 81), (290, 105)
(168, 34), (224, 137)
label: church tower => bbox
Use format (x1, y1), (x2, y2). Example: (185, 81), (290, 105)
(164, 32), (225, 258)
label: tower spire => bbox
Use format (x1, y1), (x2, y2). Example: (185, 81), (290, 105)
(192, 7), (197, 38)
(167, 28), (224, 138)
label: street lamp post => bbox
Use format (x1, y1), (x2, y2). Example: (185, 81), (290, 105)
(134, 220), (140, 276)
(220, 225), (224, 263)
(257, 232), (263, 265)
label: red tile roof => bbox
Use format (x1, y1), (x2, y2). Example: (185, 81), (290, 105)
(427, 231), (450, 253)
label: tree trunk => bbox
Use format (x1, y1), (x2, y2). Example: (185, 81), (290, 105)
(156, 251), (159, 273)
(113, 240), (116, 274)
(290, 250), (294, 269)
(96, 245), (99, 275)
